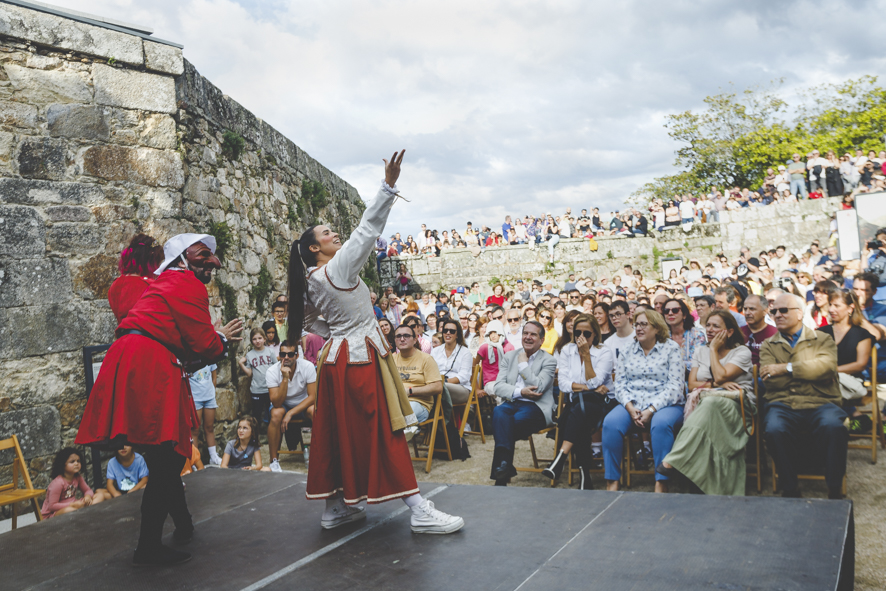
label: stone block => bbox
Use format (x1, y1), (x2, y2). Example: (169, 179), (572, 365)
(93, 64), (176, 114)
(17, 137), (67, 180)
(0, 178), (105, 205)
(144, 188), (181, 218)
(137, 114), (176, 150)
(0, 130), (13, 169)
(0, 406), (60, 464)
(90, 303), (116, 344)
(0, 205), (45, 258)
(215, 388), (239, 422)
(91, 203), (135, 223)
(144, 41), (184, 75)
(3, 63), (92, 104)
(58, 399), (86, 428)
(81, 145), (184, 188)
(0, 100), (38, 129)
(47, 223), (103, 254)
(72, 253), (117, 299)
(47, 103), (110, 141)
(0, 3), (144, 65)
(0, 302), (92, 359)
(0, 257), (73, 307)
(46, 205), (92, 222)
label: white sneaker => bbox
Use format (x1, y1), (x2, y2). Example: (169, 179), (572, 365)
(209, 455), (222, 466)
(403, 425), (419, 442)
(410, 500), (464, 534)
(320, 502), (366, 530)
(269, 459), (282, 473)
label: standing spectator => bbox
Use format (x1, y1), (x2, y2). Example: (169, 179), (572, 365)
(761, 294), (847, 499)
(265, 341), (317, 473)
(271, 301), (288, 344)
(603, 310), (685, 493)
(807, 150), (828, 195)
(664, 200), (680, 227)
(237, 328), (276, 423)
(501, 215), (513, 240)
(390, 233), (404, 254)
(396, 263), (412, 296)
(741, 295), (778, 367)
(189, 363), (220, 465)
(679, 195), (696, 224)
(376, 235), (388, 275)
(545, 221), (560, 263)
(824, 150), (845, 197)
(788, 153), (808, 199)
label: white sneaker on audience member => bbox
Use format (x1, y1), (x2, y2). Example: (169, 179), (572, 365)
(410, 500), (464, 534)
(209, 455), (221, 466)
(269, 459), (282, 473)
(320, 502), (366, 530)
(403, 425), (419, 442)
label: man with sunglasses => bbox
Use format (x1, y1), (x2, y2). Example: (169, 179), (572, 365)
(504, 309), (524, 348)
(266, 341), (317, 473)
(760, 294), (846, 499)
(566, 289), (583, 312)
(393, 325), (443, 440)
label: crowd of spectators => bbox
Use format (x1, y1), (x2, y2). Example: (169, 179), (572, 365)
(375, 149), (886, 268)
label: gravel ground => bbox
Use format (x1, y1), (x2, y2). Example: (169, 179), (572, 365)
(268, 429), (885, 589)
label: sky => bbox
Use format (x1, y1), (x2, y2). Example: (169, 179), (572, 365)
(61, 0), (885, 238)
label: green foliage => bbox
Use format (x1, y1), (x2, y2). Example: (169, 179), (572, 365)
(640, 254), (649, 261)
(336, 199), (353, 237)
(107, 56), (117, 65)
(221, 130), (246, 161)
(606, 250), (614, 259)
(652, 245), (664, 268)
(207, 221), (234, 261)
(249, 264), (273, 315)
(216, 279), (238, 323)
(489, 276), (502, 286)
(302, 180), (329, 211)
(287, 201), (300, 226)
(265, 225), (276, 249)
(359, 257), (380, 293)
(630, 76), (886, 206)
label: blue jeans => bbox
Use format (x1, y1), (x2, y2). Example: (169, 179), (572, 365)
(376, 251), (386, 274)
(790, 179), (808, 199)
(706, 210), (719, 223)
(491, 400), (546, 475)
(410, 400), (430, 424)
(764, 402), (848, 494)
(602, 404), (684, 481)
(681, 217), (694, 224)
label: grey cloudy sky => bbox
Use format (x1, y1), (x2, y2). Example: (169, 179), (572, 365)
(65, 0), (885, 237)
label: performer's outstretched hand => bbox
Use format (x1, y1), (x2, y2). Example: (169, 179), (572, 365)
(383, 149), (405, 187)
(219, 318), (244, 342)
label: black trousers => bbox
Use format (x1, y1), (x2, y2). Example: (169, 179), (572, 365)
(138, 443), (192, 552)
(562, 392), (618, 467)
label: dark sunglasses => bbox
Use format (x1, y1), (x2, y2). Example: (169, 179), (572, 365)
(508, 318), (521, 323)
(772, 307), (800, 316)
(664, 307), (681, 314)
(540, 314), (552, 320)
(575, 330), (594, 339)
(492, 314), (504, 320)
(442, 328), (458, 335)
(279, 351), (298, 358)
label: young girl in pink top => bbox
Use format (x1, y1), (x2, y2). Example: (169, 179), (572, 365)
(41, 448), (103, 518)
(475, 320), (514, 390)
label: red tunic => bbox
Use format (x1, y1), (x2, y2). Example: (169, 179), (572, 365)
(107, 275), (153, 324)
(76, 269), (225, 458)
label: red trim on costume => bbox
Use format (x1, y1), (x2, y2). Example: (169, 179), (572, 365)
(324, 267), (359, 292)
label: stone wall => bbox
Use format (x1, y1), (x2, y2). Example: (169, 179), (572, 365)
(381, 198), (842, 293)
(0, 2), (363, 492)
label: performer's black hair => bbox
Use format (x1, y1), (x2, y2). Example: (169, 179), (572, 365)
(287, 226), (320, 346)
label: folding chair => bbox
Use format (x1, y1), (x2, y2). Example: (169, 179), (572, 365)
(276, 417), (311, 459)
(455, 364), (486, 443)
(410, 391), (452, 473)
(851, 347), (883, 463)
(746, 367), (763, 493)
(0, 435), (45, 530)
(515, 391), (565, 487)
(623, 429), (655, 488)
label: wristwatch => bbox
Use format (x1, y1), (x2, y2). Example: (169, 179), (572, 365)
(409, 387), (413, 395)
(786, 363), (793, 374)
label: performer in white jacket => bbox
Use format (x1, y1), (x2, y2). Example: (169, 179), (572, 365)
(287, 150), (463, 534)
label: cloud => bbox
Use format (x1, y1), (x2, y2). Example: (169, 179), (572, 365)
(63, 0), (885, 236)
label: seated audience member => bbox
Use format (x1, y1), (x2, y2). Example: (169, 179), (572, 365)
(537, 308), (559, 353)
(378, 318), (396, 350)
(475, 320), (515, 393)
(402, 315), (433, 353)
(432, 318), (473, 405)
(741, 295), (778, 367)
(42, 448), (101, 519)
(817, 290), (875, 432)
(603, 310), (685, 493)
(761, 294), (847, 499)
(664, 298), (706, 374)
(661, 311), (753, 495)
(94, 445), (149, 501)
(693, 295), (715, 329)
(265, 341), (318, 473)
(713, 286), (748, 328)
(488, 321), (557, 486)
(504, 307), (524, 348)
(806, 281), (836, 329)
(604, 300), (635, 361)
(594, 302), (615, 341)
(222, 416), (264, 470)
(852, 272), (886, 384)
(544, 314), (616, 488)
(393, 324), (444, 440)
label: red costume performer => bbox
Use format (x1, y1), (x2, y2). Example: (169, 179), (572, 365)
(107, 233), (163, 324)
(77, 233), (241, 565)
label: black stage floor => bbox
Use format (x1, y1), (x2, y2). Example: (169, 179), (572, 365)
(1, 469), (853, 591)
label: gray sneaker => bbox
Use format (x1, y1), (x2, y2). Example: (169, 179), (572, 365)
(410, 500), (464, 534)
(320, 503), (366, 530)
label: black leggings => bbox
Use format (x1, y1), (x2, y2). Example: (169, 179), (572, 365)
(138, 443), (191, 552)
(562, 392), (618, 467)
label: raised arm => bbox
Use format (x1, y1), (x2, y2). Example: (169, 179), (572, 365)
(326, 151), (405, 288)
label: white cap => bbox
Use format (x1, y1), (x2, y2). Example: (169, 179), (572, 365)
(485, 319), (505, 336)
(154, 233), (217, 274)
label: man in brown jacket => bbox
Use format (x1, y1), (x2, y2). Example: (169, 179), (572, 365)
(760, 294), (848, 499)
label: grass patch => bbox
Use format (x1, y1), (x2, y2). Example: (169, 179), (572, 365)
(216, 279), (238, 322)
(221, 130), (245, 161)
(302, 180), (329, 211)
(208, 220), (234, 261)
(249, 264), (274, 315)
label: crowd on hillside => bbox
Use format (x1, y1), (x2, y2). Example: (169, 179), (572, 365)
(376, 148), (886, 266)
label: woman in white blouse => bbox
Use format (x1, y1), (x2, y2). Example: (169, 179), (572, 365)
(431, 318), (473, 405)
(542, 314), (615, 489)
(602, 310), (685, 493)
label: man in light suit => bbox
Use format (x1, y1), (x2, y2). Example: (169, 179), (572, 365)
(488, 321), (557, 486)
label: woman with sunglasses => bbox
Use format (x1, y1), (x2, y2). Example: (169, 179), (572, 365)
(522, 304), (537, 322)
(553, 309), (582, 357)
(432, 319), (473, 405)
(465, 313), (480, 355)
(538, 309), (559, 354)
(659, 310), (753, 496)
(664, 298), (706, 374)
(543, 314), (615, 489)
(286, 150), (463, 534)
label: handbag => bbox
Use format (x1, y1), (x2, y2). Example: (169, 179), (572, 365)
(838, 372), (866, 400)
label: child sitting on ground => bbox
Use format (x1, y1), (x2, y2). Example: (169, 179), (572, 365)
(94, 445), (149, 500)
(221, 416), (266, 471)
(237, 328), (276, 423)
(42, 448), (102, 518)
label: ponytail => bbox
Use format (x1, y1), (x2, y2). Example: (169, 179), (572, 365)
(286, 225), (320, 346)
